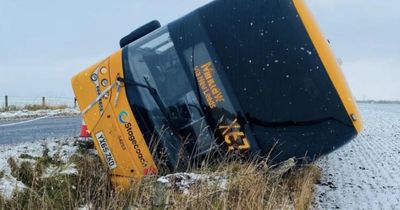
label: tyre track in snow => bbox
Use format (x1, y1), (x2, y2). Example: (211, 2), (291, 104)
(314, 103), (400, 210)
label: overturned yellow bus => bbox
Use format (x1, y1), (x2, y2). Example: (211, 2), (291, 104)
(72, 0), (362, 188)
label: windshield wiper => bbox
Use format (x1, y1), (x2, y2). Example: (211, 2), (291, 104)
(117, 76), (176, 129)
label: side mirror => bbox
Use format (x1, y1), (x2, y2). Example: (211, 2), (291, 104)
(120, 20), (161, 48)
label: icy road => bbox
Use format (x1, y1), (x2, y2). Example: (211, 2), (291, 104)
(0, 116), (81, 145)
(314, 103), (400, 209)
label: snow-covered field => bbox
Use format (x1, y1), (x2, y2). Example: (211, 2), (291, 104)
(0, 108), (80, 121)
(314, 103), (400, 209)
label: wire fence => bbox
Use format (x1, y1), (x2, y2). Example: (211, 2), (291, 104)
(0, 95), (76, 111)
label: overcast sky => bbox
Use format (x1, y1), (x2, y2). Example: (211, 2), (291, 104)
(0, 0), (399, 100)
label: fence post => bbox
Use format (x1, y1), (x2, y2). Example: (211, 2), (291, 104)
(5, 95), (8, 110)
(74, 98), (77, 108)
(42, 97), (46, 107)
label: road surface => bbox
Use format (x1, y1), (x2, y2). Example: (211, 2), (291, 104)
(0, 115), (81, 145)
(314, 103), (400, 209)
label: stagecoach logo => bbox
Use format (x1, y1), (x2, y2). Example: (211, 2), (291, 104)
(95, 131), (117, 169)
(118, 110), (149, 169)
(118, 111), (130, 124)
(124, 122), (149, 168)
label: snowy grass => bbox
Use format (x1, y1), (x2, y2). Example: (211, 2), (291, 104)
(0, 138), (321, 209)
(0, 138), (78, 200)
(0, 104), (71, 112)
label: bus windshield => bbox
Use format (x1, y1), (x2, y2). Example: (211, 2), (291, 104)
(122, 27), (216, 165)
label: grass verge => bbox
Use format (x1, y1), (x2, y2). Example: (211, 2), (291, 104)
(0, 104), (68, 112)
(0, 141), (321, 210)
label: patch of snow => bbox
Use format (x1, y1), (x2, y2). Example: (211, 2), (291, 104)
(0, 175), (26, 200)
(60, 164), (79, 175)
(41, 165), (59, 178)
(0, 137), (79, 199)
(157, 173), (227, 194)
(78, 203), (93, 210)
(157, 176), (170, 184)
(42, 163), (78, 178)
